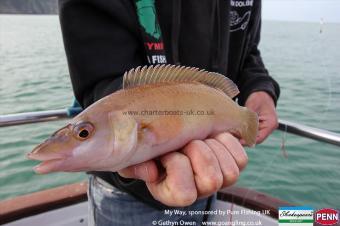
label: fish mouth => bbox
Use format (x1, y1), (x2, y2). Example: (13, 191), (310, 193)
(33, 158), (67, 174)
(26, 150), (70, 161)
(27, 147), (69, 174)
(27, 141), (73, 161)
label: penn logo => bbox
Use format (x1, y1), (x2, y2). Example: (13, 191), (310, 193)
(315, 208), (339, 225)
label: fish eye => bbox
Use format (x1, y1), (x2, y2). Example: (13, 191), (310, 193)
(79, 129), (89, 138)
(73, 122), (94, 141)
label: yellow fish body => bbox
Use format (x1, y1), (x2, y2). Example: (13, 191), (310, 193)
(27, 65), (258, 174)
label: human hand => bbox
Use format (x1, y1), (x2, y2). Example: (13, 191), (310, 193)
(118, 132), (247, 207)
(244, 91), (278, 144)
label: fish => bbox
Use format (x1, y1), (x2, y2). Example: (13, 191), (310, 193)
(27, 64), (258, 174)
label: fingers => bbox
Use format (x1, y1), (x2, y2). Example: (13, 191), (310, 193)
(256, 114), (278, 144)
(119, 134), (247, 207)
(182, 140), (223, 197)
(118, 160), (159, 183)
(146, 152), (197, 207)
(118, 154), (198, 207)
(182, 136), (246, 197)
(245, 91), (278, 144)
(256, 127), (271, 144)
(214, 133), (248, 171)
(205, 139), (240, 187)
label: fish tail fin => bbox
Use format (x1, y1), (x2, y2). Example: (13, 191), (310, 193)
(239, 108), (258, 147)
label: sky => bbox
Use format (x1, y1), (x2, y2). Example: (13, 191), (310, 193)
(262, 0), (340, 23)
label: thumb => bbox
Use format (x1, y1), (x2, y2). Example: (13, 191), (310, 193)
(118, 160), (159, 183)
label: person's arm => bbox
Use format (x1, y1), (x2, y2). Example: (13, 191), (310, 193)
(236, 1), (280, 106)
(59, 0), (145, 107)
(236, 1), (280, 144)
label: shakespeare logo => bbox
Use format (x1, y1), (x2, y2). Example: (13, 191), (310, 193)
(279, 206), (314, 226)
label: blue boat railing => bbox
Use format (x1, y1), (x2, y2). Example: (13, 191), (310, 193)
(0, 108), (339, 147)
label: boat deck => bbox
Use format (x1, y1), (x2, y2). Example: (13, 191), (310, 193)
(0, 182), (290, 225)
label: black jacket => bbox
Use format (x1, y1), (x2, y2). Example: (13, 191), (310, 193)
(59, 0), (280, 209)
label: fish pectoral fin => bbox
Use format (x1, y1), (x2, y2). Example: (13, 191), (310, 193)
(139, 116), (183, 146)
(108, 111), (138, 154)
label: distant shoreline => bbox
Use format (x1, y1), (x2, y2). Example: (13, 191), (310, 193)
(0, 0), (58, 14)
(0, 13), (57, 16)
(0, 14), (339, 25)
(263, 18), (340, 25)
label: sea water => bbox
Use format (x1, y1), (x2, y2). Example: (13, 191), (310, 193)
(0, 15), (339, 208)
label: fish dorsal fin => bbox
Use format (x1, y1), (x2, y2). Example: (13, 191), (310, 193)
(123, 64), (239, 98)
